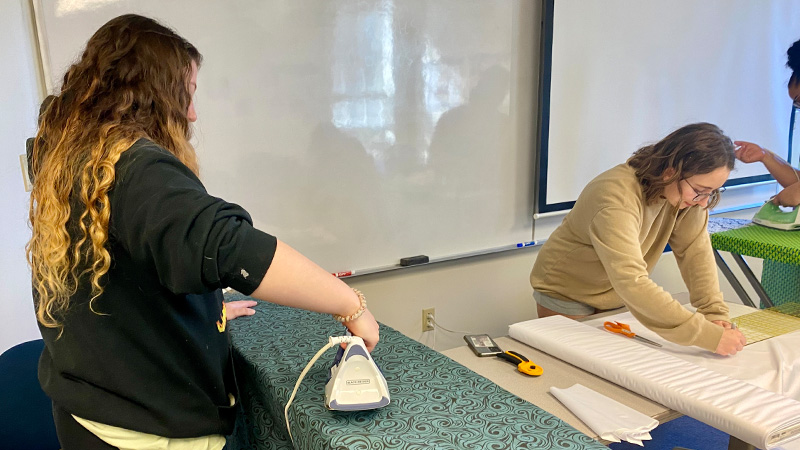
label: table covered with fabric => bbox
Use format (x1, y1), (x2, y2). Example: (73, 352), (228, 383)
(223, 292), (607, 450)
(709, 218), (800, 307)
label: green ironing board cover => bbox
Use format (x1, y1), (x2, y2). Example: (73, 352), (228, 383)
(224, 292), (605, 450)
(710, 224), (800, 265)
(761, 260), (800, 307)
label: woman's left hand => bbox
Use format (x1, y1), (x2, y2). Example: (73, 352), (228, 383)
(226, 300), (258, 320)
(734, 141), (769, 163)
(712, 320), (733, 329)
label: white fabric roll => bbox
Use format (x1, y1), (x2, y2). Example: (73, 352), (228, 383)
(550, 383), (657, 445)
(509, 316), (800, 450)
(581, 309), (800, 402)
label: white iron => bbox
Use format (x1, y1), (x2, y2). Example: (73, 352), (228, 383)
(324, 336), (390, 411)
(284, 335), (391, 443)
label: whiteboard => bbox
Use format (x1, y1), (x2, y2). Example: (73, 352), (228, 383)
(33, 0), (535, 273)
(538, 0), (800, 213)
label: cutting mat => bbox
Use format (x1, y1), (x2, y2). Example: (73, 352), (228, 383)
(732, 303), (800, 344)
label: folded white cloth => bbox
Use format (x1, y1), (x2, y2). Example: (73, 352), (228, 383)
(550, 383), (657, 446)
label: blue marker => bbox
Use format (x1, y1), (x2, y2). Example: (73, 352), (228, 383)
(516, 241), (536, 248)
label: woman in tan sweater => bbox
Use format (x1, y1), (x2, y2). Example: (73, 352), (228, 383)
(530, 123), (747, 356)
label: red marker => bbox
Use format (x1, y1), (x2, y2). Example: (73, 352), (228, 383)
(332, 271), (353, 278)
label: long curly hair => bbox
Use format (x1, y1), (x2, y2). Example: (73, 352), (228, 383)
(27, 14), (202, 328)
(627, 123), (735, 209)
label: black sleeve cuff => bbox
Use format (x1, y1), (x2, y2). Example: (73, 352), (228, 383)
(219, 226), (277, 295)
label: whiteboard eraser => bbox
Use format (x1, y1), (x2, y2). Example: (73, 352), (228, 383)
(400, 255), (429, 266)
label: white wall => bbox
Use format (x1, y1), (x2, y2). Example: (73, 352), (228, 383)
(0, 0), (43, 354)
(0, 0), (769, 355)
(542, 0), (800, 208)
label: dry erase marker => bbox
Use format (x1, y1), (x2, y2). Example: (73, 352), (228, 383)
(516, 241), (536, 248)
(332, 271), (353, 278)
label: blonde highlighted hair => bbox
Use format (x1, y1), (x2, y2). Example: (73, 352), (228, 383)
(27, 14), (202, 328)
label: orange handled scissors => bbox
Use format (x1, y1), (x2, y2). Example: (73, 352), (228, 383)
(603, 321), (662, 347)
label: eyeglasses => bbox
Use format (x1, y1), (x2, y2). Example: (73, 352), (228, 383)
(683, 179), (725, 203)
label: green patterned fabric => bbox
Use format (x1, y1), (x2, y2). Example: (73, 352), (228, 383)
(710, 224), (800, 307)
(224, 292), (606, 450)
(761, 260), (800, 307)
(710, 224), (800, 266)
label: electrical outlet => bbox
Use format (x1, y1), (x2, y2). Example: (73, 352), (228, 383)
(422, 307), (435, 332)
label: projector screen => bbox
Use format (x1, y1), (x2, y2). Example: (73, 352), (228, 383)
(537, 0), (800, 213)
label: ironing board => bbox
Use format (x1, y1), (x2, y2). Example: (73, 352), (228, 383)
(224, 291), (607, 450)
(709, 217), (800, 308)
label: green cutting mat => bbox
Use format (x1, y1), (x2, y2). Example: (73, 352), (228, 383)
(770, 302), (800, 317)
(732, 302), (800, 344)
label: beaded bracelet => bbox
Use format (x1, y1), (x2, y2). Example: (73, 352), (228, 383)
(332, 289), (367, 323)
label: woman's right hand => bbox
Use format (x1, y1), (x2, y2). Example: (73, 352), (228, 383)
(772, 182), (800, 207)
(734, 141), (769, 163)
(344, 308), (380, 352)
(714, 328), (746, 356)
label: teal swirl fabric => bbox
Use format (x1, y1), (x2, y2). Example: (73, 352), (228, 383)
(224, 292), (606, 450)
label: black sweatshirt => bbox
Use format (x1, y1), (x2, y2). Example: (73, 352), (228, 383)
(36, 138), (277, 438)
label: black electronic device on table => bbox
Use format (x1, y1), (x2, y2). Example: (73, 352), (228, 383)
(464, 334), (543, 376)
(464, 334), (503, 357)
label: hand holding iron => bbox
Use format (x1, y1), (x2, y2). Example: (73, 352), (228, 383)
(771, 183), (800, 207)
(344, 309), (380, 352)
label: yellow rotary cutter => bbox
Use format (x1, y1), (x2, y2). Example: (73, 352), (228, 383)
(496, 350), (543, 376)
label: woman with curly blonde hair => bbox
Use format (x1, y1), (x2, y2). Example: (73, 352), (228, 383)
(28, 14), (378, 449)
(530, 123), (747, 356)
